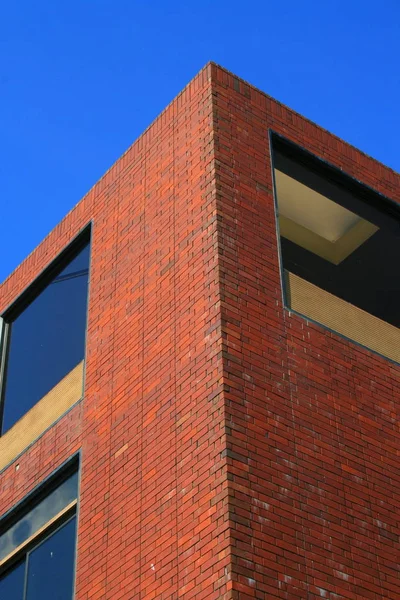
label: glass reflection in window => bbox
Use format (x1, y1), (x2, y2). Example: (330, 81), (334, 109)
(1, 242), (90, 434)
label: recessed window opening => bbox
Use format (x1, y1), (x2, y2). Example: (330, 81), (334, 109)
(0, 231), (90, 435)
(272, 134), (400, 363)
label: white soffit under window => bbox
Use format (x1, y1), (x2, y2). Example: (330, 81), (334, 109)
(274, 169), (379, 264)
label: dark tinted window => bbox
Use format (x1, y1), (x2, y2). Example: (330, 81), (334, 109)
(272, 136), (400, 365)
(0, 561), (25, 600)
(1, 243), (90, 434)
(0, 519), (76, 600)
(25, 517), (76, 600)
(0, 467), (78, 600)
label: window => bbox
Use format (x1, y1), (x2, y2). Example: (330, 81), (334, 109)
(272, 134), (400, 363)
(0, 233), (90, 435)
(0, 464), (78, 600)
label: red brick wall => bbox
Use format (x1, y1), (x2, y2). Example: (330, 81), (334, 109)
(212, 64), (400, 599)
(0, 64), (231, 600)
(1, 63), (399, 600)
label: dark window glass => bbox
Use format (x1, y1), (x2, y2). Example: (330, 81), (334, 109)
(1, 243), (90, 434)
(0, 472), (78, 562)
(0, 561), (25, 600)
(273, 150), (400, 329)
(25, 517), (76, 600)
(272, 136), (400, 363)
(0, 468), (78, 600)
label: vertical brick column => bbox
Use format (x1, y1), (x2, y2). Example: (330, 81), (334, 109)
(75, 64), (232, 600)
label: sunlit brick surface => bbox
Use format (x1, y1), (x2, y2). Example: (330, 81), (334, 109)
(1, 63), (399, 599)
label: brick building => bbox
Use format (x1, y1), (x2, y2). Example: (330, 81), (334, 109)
(0, 63), (399, 599)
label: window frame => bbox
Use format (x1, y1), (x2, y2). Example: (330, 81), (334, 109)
(269, 130), (400, 364)
(0, 226), (91, 435)
(0, 456), (79, 589)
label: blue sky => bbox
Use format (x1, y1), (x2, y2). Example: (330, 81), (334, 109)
(1, 1), (399, 282)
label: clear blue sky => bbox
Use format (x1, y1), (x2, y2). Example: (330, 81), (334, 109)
(1, 1), (399, 283)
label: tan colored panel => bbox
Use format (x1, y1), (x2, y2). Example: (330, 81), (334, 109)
(286, 272), (400, 363)
(280, 215), (340, 263)
(0, 361), (84, 470)
(275, 169), (361, 241)
(275, 168), (379, 264)
(279, 215), (378, 265)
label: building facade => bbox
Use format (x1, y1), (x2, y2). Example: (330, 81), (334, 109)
(0, 63), (399, 599)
